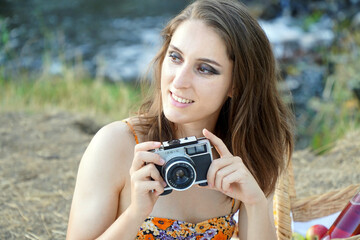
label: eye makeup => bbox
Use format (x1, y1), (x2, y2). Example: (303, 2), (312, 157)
(168, 51), (182, 63)
(167, 44), (222, 75)
(198, 63), (220, 75)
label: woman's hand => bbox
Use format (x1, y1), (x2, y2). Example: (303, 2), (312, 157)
(202, 129), (266, 206)
(128, 141), (167, 219)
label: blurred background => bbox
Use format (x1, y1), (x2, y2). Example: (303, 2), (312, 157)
(1, 0), (360, 150)
(1, 0), (360, 239)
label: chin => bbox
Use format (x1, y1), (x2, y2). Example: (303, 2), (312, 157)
(163, 111), (184, 124)
(163, 109), (192, 125)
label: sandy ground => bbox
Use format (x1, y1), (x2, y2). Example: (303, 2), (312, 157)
(0, 111), (359, 239)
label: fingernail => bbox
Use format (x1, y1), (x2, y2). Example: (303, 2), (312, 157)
(208, 183), (213, 188)
(160, 158), (166, 164)
(162, 181), (167, 187)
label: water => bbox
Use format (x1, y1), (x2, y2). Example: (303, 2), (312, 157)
(1, 0), (335, 82)
(259, 16), (334, 59)
(0, 0), (188, 80)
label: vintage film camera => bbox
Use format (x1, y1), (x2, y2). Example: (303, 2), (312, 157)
(151, 136), (213, 195)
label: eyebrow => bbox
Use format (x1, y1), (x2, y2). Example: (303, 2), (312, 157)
(169, 44), (223, 68)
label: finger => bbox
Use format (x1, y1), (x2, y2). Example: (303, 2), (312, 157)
(133, 180), (165, 196)
(214, 165), (237, 191)
(222, 171), (242, 192)
(131, 151), (165, 173)
(207, 157), (233, 187)
(131, 164), (167, 187)
(148, 165), (167, 187)
(134, 141), (161, 153)
(146, 181), (165, 196)
(202, 128), (232, 158)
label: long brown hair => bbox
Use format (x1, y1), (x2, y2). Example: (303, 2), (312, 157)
(134, 0), (294, 196)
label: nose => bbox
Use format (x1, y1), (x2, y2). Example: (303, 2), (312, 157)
(172, 63), (193, 89)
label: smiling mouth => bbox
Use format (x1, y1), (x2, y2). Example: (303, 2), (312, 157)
(171, 92), (194, 104)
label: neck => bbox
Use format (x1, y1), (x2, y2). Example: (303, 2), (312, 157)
(174, 119), (217, 140)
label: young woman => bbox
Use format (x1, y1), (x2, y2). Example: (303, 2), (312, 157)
(67, 0), (294, 239)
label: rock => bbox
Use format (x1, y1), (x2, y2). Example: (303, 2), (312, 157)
(73, 117), (102, 135)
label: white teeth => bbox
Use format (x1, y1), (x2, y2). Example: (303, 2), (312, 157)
(172, 93), (193, 104)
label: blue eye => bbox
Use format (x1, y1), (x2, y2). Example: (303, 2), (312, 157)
(169, 51), (182, 63)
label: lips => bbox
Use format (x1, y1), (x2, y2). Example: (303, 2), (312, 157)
(171, 92), (194, 104)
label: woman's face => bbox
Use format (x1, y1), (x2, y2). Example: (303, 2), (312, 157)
(161, 20), (233, 128)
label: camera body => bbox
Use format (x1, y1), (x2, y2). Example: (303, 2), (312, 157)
(151, 136), (213, 195)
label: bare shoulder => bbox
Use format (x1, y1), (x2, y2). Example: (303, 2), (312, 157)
(67, 120), (137, 239)
(92, 120), (137, 149)
(77, 120), (137, 189)
(87, 120), (136, 156)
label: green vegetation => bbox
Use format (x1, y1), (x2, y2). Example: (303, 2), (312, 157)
(302, 10), (323, 31)
(0, 69), (142, 122)
(306, 29), (360, 153)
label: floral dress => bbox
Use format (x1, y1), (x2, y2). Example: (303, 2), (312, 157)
(136, 212), (237, 240)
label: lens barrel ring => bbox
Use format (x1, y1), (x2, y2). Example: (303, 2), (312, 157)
(163, 157), (196, 191)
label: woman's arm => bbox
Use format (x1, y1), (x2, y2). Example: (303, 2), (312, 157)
(238, 192), (277, 240)
(66, 121), (165, 240)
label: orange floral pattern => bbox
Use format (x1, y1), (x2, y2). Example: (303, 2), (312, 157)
(152, 219), (176, 230)
(136, 214), (236, 240)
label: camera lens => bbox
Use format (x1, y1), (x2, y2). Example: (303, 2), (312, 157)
(163, 157), (196, 191)
(175, 169), (185, 178)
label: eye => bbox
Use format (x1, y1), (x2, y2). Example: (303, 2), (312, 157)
(197, 63), (219, 75)
(168, 51), (182, 63)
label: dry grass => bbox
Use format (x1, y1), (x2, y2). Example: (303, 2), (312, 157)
(0, 110), (359, 239)
(292, 129), (360, 198)
(0, 111), (95, 239)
